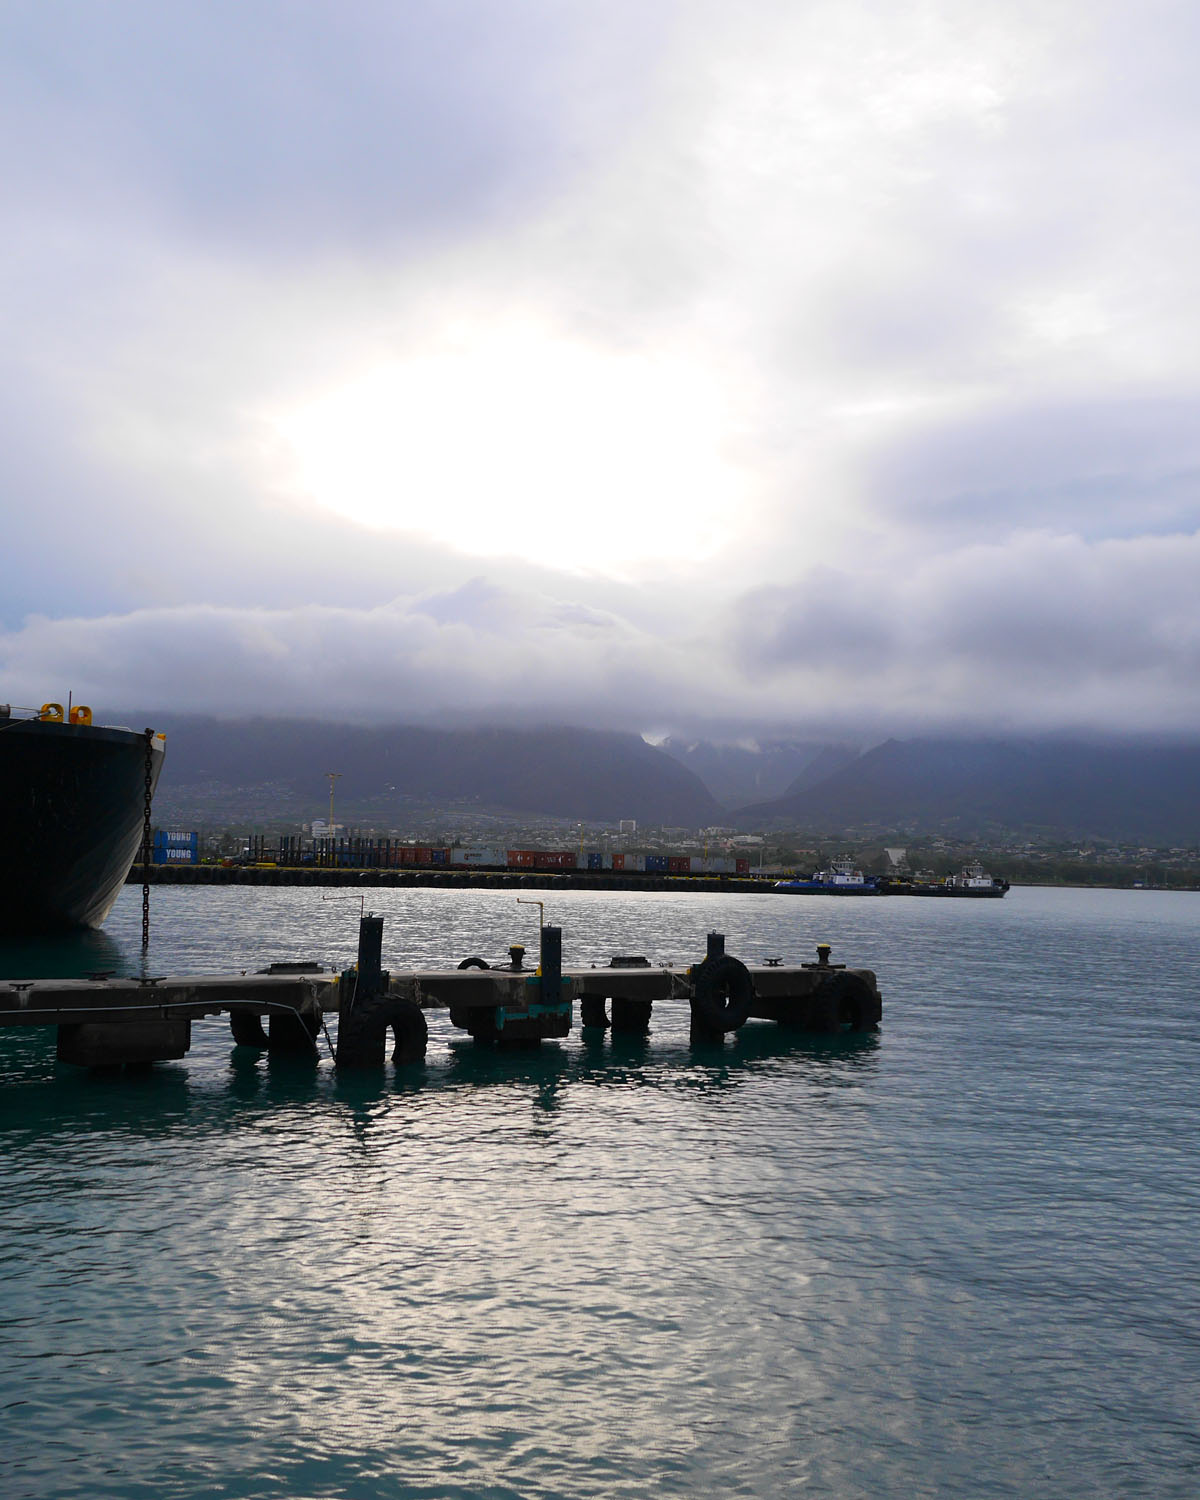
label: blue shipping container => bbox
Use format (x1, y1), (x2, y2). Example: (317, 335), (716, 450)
(153, 830), (199, 864)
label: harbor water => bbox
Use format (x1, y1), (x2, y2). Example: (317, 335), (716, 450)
(1, 885), (1197, 1499)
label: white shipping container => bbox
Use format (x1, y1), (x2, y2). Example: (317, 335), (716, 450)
(450, 847), (503, 866)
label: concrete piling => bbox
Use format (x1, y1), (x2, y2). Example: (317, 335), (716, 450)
(610, 998), (654, 1032)
(57, 1016), (191, 1068)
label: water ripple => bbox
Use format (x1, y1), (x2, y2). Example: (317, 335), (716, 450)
(1, 886), (1198, 1497)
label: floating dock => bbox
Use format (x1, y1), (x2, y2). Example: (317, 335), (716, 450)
(0, 919), (881, 1068)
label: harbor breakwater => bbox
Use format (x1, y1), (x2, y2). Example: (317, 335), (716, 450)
(128, 863), (769, 894)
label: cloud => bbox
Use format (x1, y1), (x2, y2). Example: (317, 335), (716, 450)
(0, 587), (708, 728)
(4, 2), (1200, 742)
(736, 528), (1200, 732)
(4, 524), (1198, 738)
(0, 1), (667, 253)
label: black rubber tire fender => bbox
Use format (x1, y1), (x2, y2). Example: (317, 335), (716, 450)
(457, 956), (491, 970)
(690, 953), (754, 1033)
(341, 994), (428, 1064)
(386, 997), (428, 1064)
(833, 972), (876, 1031)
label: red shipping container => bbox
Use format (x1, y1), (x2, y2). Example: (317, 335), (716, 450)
(735, 857), (750, 874)
(508, 850), (537, 867)
(668, 856), (691, 874)
(611, 853), (625, 871)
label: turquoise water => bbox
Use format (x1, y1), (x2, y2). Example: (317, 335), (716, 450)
(2, 885), (1197, 1499)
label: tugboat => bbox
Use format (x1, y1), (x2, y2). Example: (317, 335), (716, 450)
(774, 856), (881, 895)
(945, 860), (1009, 896)
(905, 860), (1009, 898)
(0, 702), (165, 933)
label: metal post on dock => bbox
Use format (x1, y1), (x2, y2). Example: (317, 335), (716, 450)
(354, 914), (384, 1007)
(540, 925), (562, 1008)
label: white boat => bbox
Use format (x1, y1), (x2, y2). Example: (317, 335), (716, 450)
(943, 861), (1008, 895)
(775, 856), (880, 895)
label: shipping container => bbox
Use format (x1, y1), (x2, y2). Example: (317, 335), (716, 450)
(645, 854), (670, 873)
(735, 857), (750, 875)
(537, 851), (578, 870)
(624, 853), (646, 872)
(610, 852), (625, 872)
(668, 856), (692, 874)
(507, 849), (537, 867)
(152, 830), (198, 865)
(586, 852), (605, 871)
(451, 847), (503, 866)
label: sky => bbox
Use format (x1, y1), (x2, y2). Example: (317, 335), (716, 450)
(3, 0), (1200, 742)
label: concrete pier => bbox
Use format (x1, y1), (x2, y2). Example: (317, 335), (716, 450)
(1, 925), (881, 1067)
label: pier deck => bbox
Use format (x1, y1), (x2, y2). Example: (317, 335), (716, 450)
(1, 924), (881, 1067)
(0, 963), (878, 1024)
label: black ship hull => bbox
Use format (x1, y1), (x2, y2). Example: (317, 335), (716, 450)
(1, 719), (164, 933)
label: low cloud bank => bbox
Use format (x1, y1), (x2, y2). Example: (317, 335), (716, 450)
(5, 523), (1199, 738)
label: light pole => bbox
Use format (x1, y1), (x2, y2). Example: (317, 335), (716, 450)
(326, 771), (342, 833)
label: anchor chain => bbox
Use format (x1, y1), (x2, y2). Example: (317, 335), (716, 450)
(141, 728), (154, 950)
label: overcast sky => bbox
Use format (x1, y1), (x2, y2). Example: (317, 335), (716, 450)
(4, 0), (1199, 741)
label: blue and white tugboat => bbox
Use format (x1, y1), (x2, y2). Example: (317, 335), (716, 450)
(774, 856), (881, 895)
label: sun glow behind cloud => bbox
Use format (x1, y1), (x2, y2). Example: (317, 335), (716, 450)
(7, 0), (1200, 734)
(270, 326), (745, 576)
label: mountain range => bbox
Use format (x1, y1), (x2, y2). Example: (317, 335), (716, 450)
(140, 716), (721, 828)
(134, 713), (1200, 845)
(731, 737), (1200, 845)
(655, 736), (858, 807)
